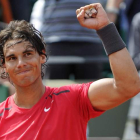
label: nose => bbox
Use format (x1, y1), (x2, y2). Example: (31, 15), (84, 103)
(17, 57), (27, 68)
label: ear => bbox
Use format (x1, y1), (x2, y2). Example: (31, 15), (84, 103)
(1, 63), (6, 69)
(3, 64), (8, 72)
(0, 66), (7, 75)
(40, 50), (46, 64)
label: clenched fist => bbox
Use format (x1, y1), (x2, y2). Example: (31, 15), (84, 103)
(76, 3), (110, 30)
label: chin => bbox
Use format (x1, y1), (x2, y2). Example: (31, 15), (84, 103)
(15, 77), (37, 87)
(12, 73), (41, 87)
(17, 81), (34, 87)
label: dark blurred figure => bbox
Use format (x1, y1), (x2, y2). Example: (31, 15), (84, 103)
(106, 0), (140, 43)
(9, 0), (37, 22)
(106, 0), (140, 26)
(125, 0), (140, 26)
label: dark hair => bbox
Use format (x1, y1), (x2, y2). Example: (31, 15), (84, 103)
(0, 20), (48, 79)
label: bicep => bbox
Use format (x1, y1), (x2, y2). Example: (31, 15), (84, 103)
(88, 78), (129, 111)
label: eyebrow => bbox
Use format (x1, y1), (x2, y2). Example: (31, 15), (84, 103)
(5, 49), (35, 59)
(5, 54), (15, 59)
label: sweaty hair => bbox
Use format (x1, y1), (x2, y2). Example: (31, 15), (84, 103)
(0, 20), (48, 79)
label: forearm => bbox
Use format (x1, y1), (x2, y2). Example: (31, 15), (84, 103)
(97, 23), (140, 96)
(109, 48), (140, 95)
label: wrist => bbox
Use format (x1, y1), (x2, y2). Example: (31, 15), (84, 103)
(96, 23), (126, 56)
(97, 21), (111, 30)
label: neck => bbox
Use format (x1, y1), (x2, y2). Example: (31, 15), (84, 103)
(13, 78), (45, 109)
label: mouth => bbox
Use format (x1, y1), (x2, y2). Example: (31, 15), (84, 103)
(16, 70), (31, 75)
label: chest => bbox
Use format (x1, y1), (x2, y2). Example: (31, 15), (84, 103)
(0, 96), (86, 140)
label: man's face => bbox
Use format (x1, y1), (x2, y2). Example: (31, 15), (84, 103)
(3, 39), (46, 87)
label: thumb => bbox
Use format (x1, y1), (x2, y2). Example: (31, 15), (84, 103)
(77, 9), (85, 26)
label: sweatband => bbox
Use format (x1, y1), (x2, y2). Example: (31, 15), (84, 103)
(96, 22), (126, 56)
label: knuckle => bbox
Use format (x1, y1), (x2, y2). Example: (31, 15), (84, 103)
(76, 9), (80, 15)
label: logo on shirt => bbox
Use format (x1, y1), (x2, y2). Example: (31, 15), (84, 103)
(44, 107), (50, 112)
(44, 99), (54, 113)
(44, 90), (70, 113)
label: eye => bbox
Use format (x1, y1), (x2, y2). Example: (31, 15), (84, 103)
(9, 56), (16, 61)
(25, 52), (32, 57)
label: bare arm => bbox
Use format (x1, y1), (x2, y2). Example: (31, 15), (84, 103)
(76, 3), (140, 111)
(106, 0), (123, 9)
(106, 0), (123, 23)
(88, 48), (140, 110)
